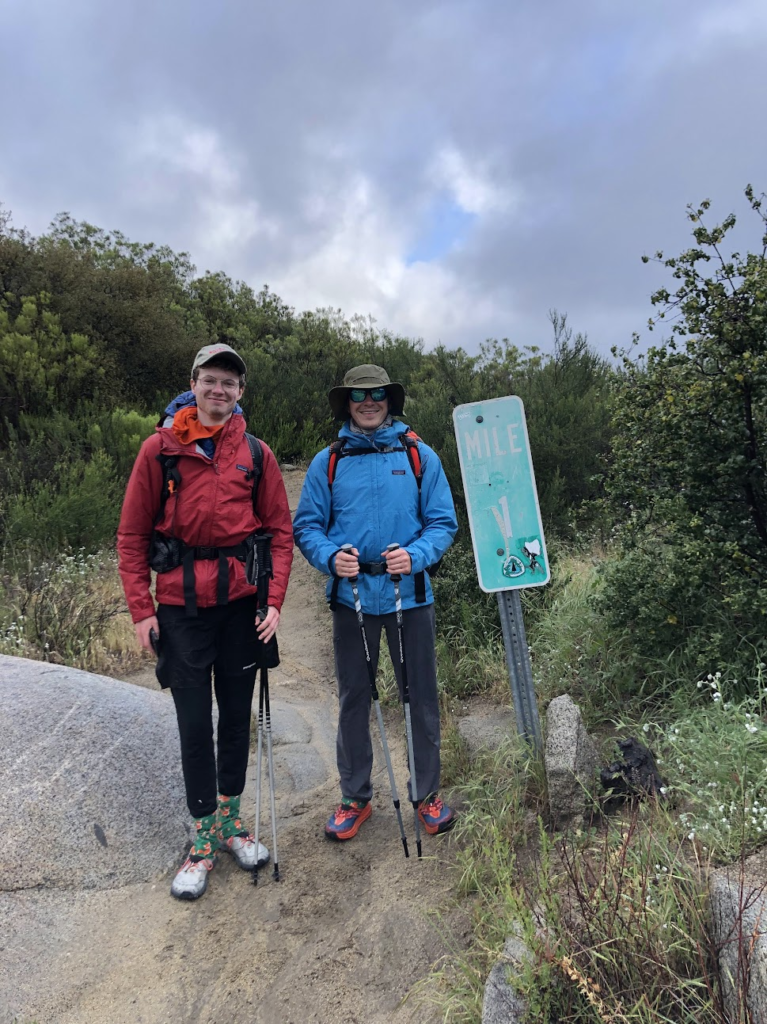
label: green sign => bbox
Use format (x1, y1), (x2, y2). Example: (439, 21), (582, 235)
(453, 396), (549, 593)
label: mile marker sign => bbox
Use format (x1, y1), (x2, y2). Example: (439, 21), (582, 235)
(453, 396), (549, 593)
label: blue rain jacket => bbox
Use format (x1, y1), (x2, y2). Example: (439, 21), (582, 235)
(293, 419), (458, 615)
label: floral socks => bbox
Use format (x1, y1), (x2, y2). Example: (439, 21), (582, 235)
(217, 793), (249, 841)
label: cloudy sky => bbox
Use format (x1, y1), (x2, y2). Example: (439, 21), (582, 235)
(2, 0), (766, 356)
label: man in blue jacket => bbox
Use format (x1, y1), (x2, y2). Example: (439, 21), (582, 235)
(293, 364), (459, 841)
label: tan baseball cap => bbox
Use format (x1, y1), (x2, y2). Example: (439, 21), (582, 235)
(328, 364), (405, 420)
(191, 343), (247, 376)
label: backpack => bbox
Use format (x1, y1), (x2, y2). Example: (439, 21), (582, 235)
(325, 430), (439, 604)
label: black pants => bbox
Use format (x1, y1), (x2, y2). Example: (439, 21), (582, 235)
(156, 596), (261, 819)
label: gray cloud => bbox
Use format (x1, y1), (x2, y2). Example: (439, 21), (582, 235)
(2, 0), (765, 356)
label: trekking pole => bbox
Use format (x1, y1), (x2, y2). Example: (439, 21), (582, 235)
(252, 534), (280, 884)
(262, 659), (280, 882)
(386, 543), (422, 859)
(252, 658), (280, 884)
(253, 674), (265, 886)
(340, 544), (409, 858)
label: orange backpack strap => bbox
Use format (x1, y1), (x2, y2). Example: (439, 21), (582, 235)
(328, 432), (423, 488)
(327, 439), (347, 488)
(401, 431), (431, 602)
(401, 431), (423, 487)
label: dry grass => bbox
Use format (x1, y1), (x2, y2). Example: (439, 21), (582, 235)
(0, 547), (149, 677)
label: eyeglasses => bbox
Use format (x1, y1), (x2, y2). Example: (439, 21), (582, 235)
(349, 387), (387, 403)
(198, 375), (241, 392)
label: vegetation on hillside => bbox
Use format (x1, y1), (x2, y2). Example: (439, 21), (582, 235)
(3, 188), (767, 1020)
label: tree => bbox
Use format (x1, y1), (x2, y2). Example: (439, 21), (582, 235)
(601, 187), (767, 683)
(0, 213), (201, 408)
(0, 293), (105, 427)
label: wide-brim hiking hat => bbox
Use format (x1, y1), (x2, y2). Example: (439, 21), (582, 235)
(328, 364), (406, 420)
(191, 343), (247, 377)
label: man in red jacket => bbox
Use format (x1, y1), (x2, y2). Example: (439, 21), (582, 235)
(117, 342), (293, 900)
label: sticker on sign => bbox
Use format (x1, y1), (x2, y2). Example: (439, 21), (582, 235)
(453, 396), (550, 592)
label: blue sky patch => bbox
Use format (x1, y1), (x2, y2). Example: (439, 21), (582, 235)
(406, 195), (477, 265)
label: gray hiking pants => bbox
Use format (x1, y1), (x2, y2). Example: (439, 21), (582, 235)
(332, 602), (441, 803)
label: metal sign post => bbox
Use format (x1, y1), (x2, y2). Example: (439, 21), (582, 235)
(453, 396), (548, 754)
(498, 590), (542, 755)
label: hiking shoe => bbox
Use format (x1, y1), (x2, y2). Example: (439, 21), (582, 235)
(418, 794), (456, 835)
(170, 854), (215, 900)
(220, 833), (270, 871)
(325, 799), (372, 840)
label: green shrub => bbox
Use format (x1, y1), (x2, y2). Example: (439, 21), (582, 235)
(520, 550), (658, 725)
(3, 451), (120, 553)
(91, 407), (157, 480)
(432, 540), (500, 648)
(596, 539), (767, 692)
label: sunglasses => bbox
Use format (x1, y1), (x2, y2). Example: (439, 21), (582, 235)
(349, 387), (387, 403)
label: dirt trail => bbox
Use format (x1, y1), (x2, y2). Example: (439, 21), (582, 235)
(11, 469), (466, 1024)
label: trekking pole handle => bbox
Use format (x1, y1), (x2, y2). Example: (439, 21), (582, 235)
(385, 543), (402, 583)
(339, 543), (359, 582)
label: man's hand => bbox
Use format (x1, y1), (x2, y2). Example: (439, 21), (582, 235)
(257, 605), (280, 644)
(383, 547), (412, 576)
(334, 546), (360, 578)
(135, 614), (159, 651)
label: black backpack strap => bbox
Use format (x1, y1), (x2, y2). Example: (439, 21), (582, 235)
(182, 549), (198, 617)
(154, 454), (182, 524)
(244, 433), (263, 510)
(327, 547), (344, 610)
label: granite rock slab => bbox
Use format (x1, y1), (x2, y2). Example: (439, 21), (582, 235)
(1, 654), (188, 891)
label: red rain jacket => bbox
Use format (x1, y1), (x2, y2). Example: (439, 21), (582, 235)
(117, 413), (293, 623)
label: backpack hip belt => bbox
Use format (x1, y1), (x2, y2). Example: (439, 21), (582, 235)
(329, 564), (428, 610)
(150, 535), (256, 617)
(357, 561), (388, 576)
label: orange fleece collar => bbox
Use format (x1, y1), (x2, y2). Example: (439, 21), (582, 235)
(171, 406), (224, 446)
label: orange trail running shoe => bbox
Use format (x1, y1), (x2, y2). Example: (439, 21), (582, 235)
(325, 799), (372, 840)
(418, 794), (457, 835)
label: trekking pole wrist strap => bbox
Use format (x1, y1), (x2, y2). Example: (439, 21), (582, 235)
(328, 549), (344, 576)
(252, 532), (273, 609)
